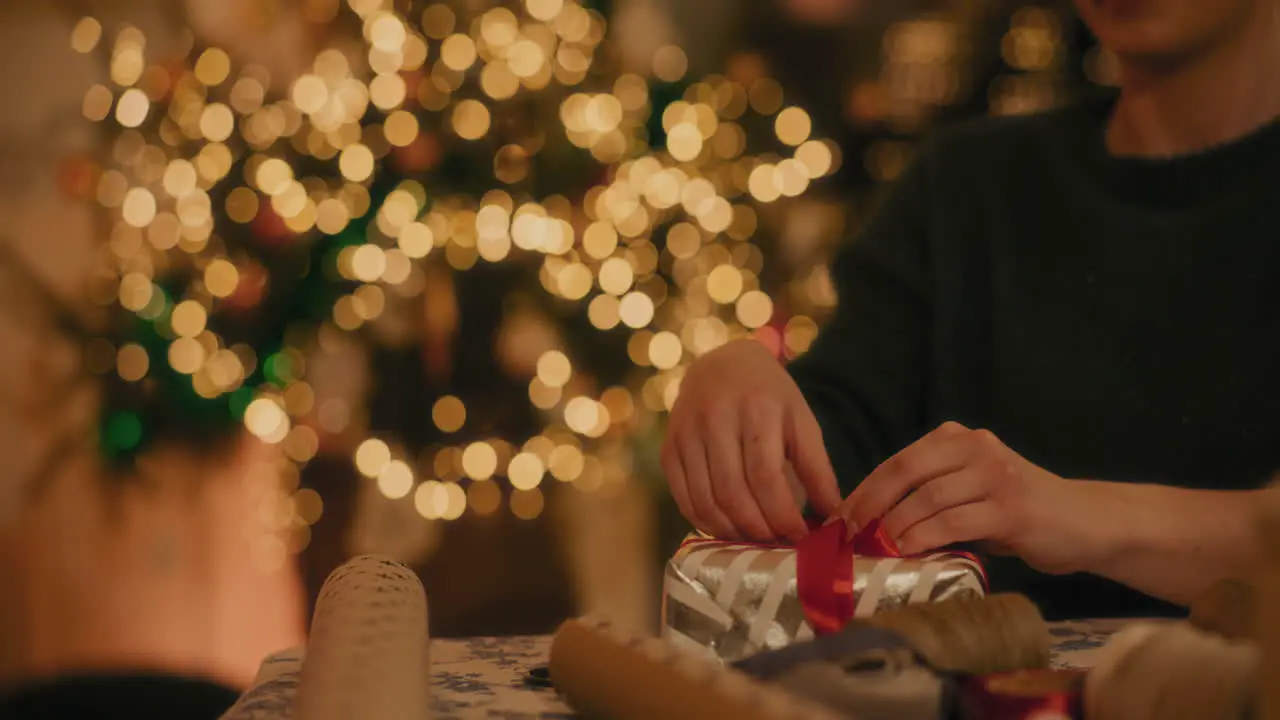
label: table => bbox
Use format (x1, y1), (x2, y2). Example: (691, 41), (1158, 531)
(221, 619), (1130, 719)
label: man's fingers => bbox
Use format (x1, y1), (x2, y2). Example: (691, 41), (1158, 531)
(843, 422), (975, 528)
(704, 412), (774, 541)
(880, 468), (992, 542)
(742, 401), (808, 542)
(677, 434), (739, 540)
(785, 403), (842, 516)
(896, 501), (1001, 555)
(660, 437), (698, 532)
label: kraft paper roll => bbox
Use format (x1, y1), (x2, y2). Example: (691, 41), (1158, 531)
(1085, 622), (1256, 720)
(857, 594), (1051, 675)
(548, 616), (842, 720)
(294, 556), (431, 720)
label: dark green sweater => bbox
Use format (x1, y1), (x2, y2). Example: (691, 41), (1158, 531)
(788, 91), (1280, 620)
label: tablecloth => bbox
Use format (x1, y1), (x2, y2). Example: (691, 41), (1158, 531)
(222, 619), (1131, 719)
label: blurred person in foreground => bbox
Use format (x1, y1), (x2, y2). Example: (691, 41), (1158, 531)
(0, 3), (311, 718)
(663, 0), (1280, 620)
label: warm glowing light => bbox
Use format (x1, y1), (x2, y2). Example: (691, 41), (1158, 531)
(432, 395), (466, 432)
(453, 100), (491, 140)
(598, 257), (634, 296)
(653, 45), (688, 82)
(441, 34), (477, 71)
(194, 48), (232, 87)
(796, 140), (833, 177)
(355, 438), (392, 478)
(648, 331), (683, 370)
(564, 397), (602, 435)
(548, 444), (585, 482)
(415, 481), (448, 519)
(351, 245), (387, 282)
(170, 300), (208, 338)
(256, 158), (294, 195)
(462, 442), (498, 480)
(556, 263), (593, 300)
(119, 273), (153, 312)
(162, 160), (198, 198)
(83, 84), (113, 121)
(340, 144), (375, 182)
(121, 187), (156, 228)
(200, 103), (235, 142)
(736, 290), (774, 328)
(398, 222), (434, 258)
(667, 124), (703, 162)
(384, 109), (420, 146)
(115, 88), (149, 127)
(707, 264), (744, 304)
(749, 164), (781, 203)
(588, 295), (620, 329)
(71, 17), (103, 54)
(536, 350), (572, 387)
(244, 398), (290, 443)
(116, 343), (149, 382)
(618, 291), (655, 328)
(582, 222), (618, 259)
(368, 12), (408, 52)
(527, 0), (565, 21)
(510, 488), (544, 520)
(775, 107), (813, 146)
(468, 480), (502, 516)
(377, 460), (414, 499)
(508, 452), (545, 490)
(204, 259), (239, 298)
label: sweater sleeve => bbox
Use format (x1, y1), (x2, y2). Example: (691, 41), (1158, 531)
(786, 149), (933, 496)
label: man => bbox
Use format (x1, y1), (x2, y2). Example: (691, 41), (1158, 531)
(662, 0), (1280, 619)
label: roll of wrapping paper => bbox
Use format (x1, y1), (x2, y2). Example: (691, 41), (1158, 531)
(295, 556), (431, 720)
(855, 594), (1051, 675)
(548, 616), (843, 720)
(959, 669), (1085, 720)
(1084, 621), (1257, 720)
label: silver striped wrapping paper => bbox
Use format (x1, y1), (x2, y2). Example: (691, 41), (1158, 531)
(662, 537), (986, 663)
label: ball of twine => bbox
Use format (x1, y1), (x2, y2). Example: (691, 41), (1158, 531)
(857, 593), (1051, 675)
(1084, 622), (1257, 720)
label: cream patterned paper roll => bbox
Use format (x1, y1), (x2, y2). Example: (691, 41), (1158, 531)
(662, 537), (985, 662)
(294, 556), (431, 720)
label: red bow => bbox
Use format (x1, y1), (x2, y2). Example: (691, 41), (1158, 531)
(795, 518), (901, 634)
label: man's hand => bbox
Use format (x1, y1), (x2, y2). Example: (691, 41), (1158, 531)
(835, 422), (1103, 575)
(661, 339), (842, 543)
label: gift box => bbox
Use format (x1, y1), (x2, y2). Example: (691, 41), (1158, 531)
(661, 520), (987, 663)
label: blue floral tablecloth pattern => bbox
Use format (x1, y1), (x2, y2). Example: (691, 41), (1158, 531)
(221, 619), (1130, 719)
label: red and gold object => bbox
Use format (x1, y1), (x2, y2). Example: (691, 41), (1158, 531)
(662, 519), (987, 662)
(961, 669), (1085, 720)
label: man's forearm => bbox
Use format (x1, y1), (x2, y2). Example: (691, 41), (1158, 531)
(1081, 481), (1266, 607)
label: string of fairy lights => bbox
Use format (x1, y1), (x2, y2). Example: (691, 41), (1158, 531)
(69, 0), (1075, 547)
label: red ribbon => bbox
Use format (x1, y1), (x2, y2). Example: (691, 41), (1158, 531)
(680, 518), (987, 636)
(795, 519), (899, 634)
(959, 669), (1085, 720)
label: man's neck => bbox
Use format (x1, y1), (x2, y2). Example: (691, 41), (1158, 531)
(1108, 11), (1280, 158)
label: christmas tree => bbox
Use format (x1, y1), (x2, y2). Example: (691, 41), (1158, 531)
(67, 0), (844, 554)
